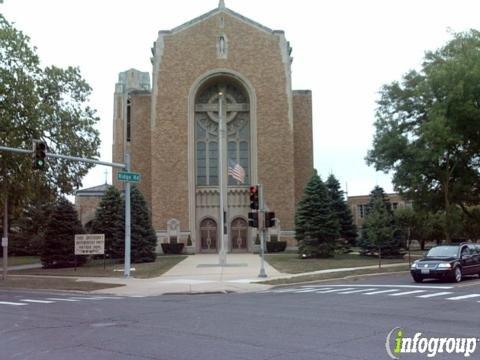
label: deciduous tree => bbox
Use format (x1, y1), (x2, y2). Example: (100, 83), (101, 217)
(367, 30), (480, 241)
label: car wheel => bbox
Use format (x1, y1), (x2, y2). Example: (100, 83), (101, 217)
(412, 274), (423, 283)
(451, 267), (463, 283)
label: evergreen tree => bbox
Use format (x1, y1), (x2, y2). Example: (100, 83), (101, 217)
(41, 197), (85, 268)
(10, 201), (54, 256)
(295, 170), (340, 258)
(113, 186), (157, 263)
(326, 174), (357, 246)
(91, 186), (123, 258)
(359, 186), (401, 257)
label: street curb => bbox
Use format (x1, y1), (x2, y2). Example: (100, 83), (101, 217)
(265, 270), (410, 289)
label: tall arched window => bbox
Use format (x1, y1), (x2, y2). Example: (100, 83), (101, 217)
(195, 79), (250, 186)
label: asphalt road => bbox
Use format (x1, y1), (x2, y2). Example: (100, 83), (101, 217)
(1, 273), (479, 360)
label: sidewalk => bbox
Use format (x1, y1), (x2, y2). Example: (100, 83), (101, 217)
(89, 254), (286, 296)
(20, 255), (406, 297)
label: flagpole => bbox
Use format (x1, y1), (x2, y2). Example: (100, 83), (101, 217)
(218, 91), (227, 266)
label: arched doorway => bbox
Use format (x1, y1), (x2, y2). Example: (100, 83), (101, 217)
(200, 218), (218, 252)
(230, 217), (248, 252)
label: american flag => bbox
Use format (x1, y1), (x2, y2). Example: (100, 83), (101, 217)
(228, 161), (246, 184)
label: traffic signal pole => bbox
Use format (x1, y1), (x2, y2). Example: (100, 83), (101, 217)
(0, 144), (131, 278)
(258, 184), (267, 278)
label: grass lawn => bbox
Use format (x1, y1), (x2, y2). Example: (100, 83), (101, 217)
(265, 253), (407, 274)
(0, 256), (40, 267)
(11, 255), (188, 279)
(0, 276), (123, 291)
(259, 264), (410, 285)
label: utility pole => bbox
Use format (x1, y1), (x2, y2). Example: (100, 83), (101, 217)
(2, 197), (8, 280)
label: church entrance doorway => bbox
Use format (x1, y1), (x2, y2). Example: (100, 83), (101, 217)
(200, 218), (218, 252)
(230, 217), (248, 252)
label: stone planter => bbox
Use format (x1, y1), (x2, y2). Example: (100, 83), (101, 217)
(161, 243), (185, 254)
(266, 241), (287, 253)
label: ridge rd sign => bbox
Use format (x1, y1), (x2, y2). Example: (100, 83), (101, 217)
(75, 234), (105, 255)
(117, 171), (141, 183)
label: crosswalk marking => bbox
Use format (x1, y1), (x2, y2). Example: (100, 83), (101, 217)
(46, 298), (79, 302)
(315, 288), (356, 293)
(293, 288), (322, 293)
(0, 301), (27, 306)
(21, 299), (54, 304)
(446, 294), (480, 301)
(417, 292), (453, 298)
(338, 288), (377, 294)
(389, 290), (427, 296)
(69, 297), (108, 300)
(271, 288), (302, 293)
(363, 289), (399, 295)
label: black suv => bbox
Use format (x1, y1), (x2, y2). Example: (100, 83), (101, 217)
(410, 243), (480, 283)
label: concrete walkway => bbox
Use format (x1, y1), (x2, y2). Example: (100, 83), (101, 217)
(90, 254), (286, 296)
(74, 255), (407, 297)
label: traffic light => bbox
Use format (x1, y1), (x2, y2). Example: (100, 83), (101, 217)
(248, 212), (259, 228)
(33, 140), (47, 170)
(265, 211), (276, 228)
(249, 185), (259, 210)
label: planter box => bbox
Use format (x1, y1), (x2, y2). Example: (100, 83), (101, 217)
(161, 243), (185, 254)
(266, 241), (287, 253)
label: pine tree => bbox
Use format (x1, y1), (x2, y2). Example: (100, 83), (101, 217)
(91, 186), (123, 258)
(359, 186), (400, 257)
(41, 197), (85, 268)
(295, 170), (340, 258)
(113, 186), (157, 263)
(131, 186), (157, 262)
(326, 174), (357, 246)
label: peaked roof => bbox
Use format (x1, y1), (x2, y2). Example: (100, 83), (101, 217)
(75, 183), (110, 196)
(164, 2), (276, 36)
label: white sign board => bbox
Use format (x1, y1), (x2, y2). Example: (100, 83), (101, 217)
(75, 234), (105, 255)
(1, 237), (7, 247)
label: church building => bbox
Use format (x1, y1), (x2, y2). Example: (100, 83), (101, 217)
(107, 1), (313, 253)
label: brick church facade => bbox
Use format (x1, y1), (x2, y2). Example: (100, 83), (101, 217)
(80, 1), (313, 253)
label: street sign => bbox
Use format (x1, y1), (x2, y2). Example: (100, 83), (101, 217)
(1, 237), (7, 247)
(75, 234), (105, 255)
(117, 171), (141, 183)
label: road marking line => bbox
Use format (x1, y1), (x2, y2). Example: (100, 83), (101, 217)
(69, 297), (108, 300)
(417, 292), (453, 298)
(316, 288), (356, 293)
(338, 288), (377, 294)
(46, 298), (79, 302)
(0, 301), (27, 306)
(271, 288), (301, 293)
(446, 294), (480, 301)
(293, 288), (324, 293)
(304, 284), (452, 289)
(21, 299), (54, 304)
(363, 289), (400, 295)
(389, 290), (426, 296)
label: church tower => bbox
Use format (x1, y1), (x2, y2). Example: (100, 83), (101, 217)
(113, 2), (313, 253)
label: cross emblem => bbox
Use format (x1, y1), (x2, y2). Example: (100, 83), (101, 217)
(195, 86), (249, 123)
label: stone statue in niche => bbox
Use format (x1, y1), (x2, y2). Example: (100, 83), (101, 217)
(167, 218), (180, 244)
(219, 36), (225, 55)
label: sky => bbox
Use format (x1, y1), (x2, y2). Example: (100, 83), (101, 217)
(2, 0), (480, 196)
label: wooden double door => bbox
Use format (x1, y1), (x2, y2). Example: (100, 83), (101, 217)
(199, 217), (248, 252)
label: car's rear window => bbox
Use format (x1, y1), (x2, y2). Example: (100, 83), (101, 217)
(426, 246), (459, 258)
